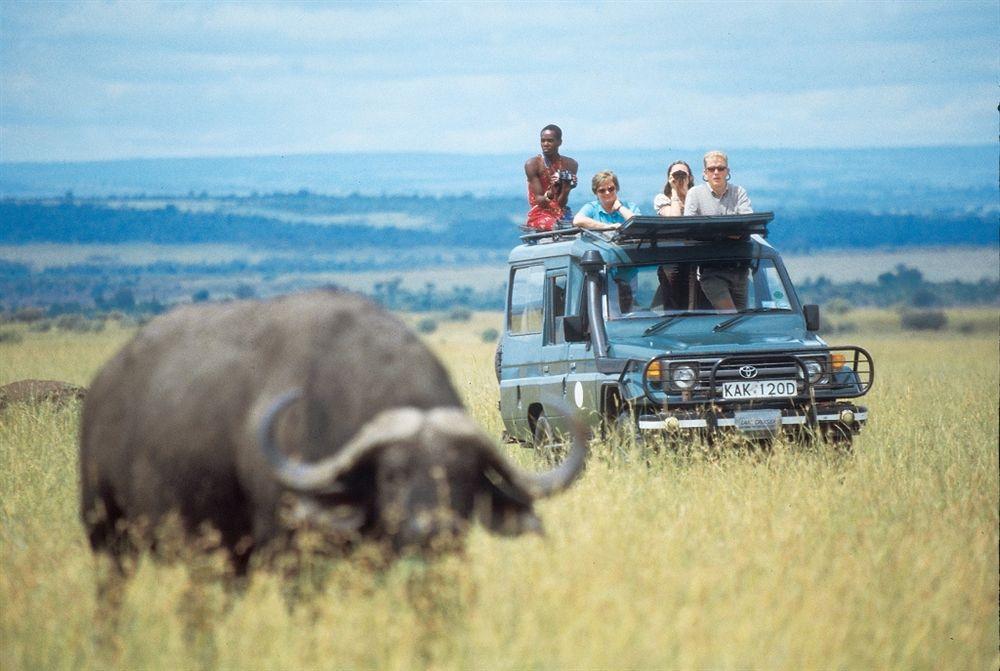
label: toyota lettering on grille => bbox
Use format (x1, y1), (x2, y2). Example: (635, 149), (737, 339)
(739, 365), (758, 379)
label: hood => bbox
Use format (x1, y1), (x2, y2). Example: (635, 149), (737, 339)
(605, 314), (823, 359)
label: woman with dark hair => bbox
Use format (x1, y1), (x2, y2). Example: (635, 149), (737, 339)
(653, 160), (694, 217)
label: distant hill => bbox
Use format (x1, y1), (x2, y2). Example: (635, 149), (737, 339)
(1, 146), (995, 217)
(0, 193), (995, 252)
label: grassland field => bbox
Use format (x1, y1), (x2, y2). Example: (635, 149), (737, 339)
(1, 308), (997, 670)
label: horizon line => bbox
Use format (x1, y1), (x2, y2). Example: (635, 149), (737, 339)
(1, 142), (993, 167)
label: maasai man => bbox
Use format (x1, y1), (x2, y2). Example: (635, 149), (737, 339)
(523, 124), (579, 231)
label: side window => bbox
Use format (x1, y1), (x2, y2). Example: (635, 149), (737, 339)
(508, 265), (545, 335)
(760, 265), (791, 309)
(545, 274), (567, 344)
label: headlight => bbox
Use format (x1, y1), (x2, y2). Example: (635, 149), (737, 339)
(670, 364), (698, 390)
(803, 359), (825, 384)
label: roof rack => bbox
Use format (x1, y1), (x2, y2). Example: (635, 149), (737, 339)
(612, 212), (775, 242)
(519, 226), (584, 244)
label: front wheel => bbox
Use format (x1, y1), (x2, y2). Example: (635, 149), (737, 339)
(532, 412), (565, 464)
(822, 423), (854, 452)
(533, 412), (555, 446)
(614, 409), (642, 444)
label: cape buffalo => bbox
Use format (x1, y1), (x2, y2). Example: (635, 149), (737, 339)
(80, 289), (586, 572)
(0, 379), (86, 410)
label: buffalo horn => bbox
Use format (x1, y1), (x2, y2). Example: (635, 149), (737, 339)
(424, 402), (588, 500)
(257, 389), (426, 493)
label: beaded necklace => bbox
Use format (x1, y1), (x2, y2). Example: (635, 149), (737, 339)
(540, 154), (562, 196)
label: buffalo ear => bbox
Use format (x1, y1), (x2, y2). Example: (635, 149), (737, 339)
(476, 472), (545, 537)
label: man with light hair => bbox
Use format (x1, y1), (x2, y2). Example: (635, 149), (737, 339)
(683, 150), (752, 216)
(684, 151), (753, 310)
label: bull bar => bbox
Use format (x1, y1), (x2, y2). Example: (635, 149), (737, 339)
(612, 347), (874, 437)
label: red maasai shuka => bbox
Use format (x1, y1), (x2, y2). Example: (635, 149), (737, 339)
(524, 156), (565, 232)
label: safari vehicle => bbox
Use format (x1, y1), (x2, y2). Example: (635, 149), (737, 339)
(496, 213), (874, 448)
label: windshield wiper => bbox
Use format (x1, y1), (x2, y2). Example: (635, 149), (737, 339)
(713, 308), (786, 332)
(643, 311), (701, 335)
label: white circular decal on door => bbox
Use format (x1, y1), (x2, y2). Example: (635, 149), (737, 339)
(574, 381), (584, 408)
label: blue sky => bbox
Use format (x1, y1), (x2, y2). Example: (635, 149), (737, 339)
(1, 1), (995, 162)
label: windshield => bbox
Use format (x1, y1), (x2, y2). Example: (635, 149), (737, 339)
(606, 258), (793, 320)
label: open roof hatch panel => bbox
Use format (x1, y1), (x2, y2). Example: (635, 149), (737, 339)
(613, 213), (775, 242)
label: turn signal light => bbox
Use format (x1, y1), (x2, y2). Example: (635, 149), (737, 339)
(647, 360), (663, 382)
(831, 352), (846, 371)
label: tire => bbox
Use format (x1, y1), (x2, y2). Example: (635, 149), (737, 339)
(823, 423), (854, 452)
(533, 412), (555, 446)
(532, 412), (564, 464)
(615, 409), (641, 444)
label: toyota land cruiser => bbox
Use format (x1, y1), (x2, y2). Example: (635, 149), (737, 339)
(496, 213), (874, 448)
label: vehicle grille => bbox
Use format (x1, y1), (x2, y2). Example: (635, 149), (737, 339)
(642, 347), (874, 402)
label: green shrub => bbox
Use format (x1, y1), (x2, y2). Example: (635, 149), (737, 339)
(0, 329), (23, 344)
(13, 306), (45, 323)
(234, 283), (257, 300)
(910, 288), (938, 308)
(55, 314), (86, 331)
(825, 298), (852, 315)
(901, 310), (948, 331)
(447, 308), (472, 322)
(416, 318), (438, 334)
(835, 321), (858, 334)
(54, 314), (105, 333)
(481, 327), (499, 343)
(28, 320), (53, 333)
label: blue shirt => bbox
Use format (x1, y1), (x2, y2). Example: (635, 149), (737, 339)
(577, 200), (640, 224)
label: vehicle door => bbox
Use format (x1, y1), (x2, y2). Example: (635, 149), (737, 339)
(538, 266), (570, 423)
(560, 263), (603, 431)
(499, 263), (546, 440)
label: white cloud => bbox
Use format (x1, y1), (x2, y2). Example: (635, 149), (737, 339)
(1, 1), (995, 161)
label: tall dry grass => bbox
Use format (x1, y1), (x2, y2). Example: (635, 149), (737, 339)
(1, 313), (997, 670)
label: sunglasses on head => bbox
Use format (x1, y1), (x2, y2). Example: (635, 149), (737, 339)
(705, 165), (728, 173)
(670, 170), (689, 180)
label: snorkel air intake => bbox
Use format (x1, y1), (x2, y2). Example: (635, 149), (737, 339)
(580, 250), (609, 359)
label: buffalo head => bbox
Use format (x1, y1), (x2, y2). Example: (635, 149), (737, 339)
(259, 390), (586, 553)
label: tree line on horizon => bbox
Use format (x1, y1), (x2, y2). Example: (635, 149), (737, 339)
(1, 194), (996, 251)
(0, 194), (996, 317)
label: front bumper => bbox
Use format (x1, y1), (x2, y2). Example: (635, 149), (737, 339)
(637, 403), (868, 436)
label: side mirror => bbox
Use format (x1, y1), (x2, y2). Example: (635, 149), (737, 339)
(562, 315), (588, 342)
(803, 304), (820, 332)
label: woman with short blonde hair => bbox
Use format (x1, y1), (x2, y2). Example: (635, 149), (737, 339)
(573, 170), (640, 231)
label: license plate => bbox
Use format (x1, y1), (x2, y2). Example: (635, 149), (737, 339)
(721, 379), (796, 399)
(734, 409), (782, 433)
